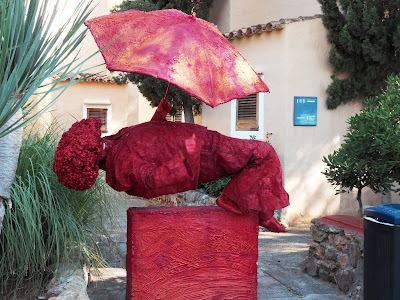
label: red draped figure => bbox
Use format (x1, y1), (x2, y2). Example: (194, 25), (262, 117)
(53, 98), (289, 232)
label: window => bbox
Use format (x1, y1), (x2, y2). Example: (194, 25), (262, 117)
(87, 108), (108, 133)
(230, 88), (264, 140)
(236, 93), (258, 131)
(83, 100), (112, 136)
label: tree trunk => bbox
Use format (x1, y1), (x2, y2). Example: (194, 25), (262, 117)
(382, 191), (392, 204)
(183, 101), (194, 124)
(0, 109), (23, 234)
(356, 188), (363, 218)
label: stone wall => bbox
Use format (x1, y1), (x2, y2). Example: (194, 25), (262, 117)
(153, 189), (217, 207)
(44, 265), (90, 300)
(303, 217), (363, 300)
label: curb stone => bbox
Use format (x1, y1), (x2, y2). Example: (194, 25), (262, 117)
(43, 266), (89, 300)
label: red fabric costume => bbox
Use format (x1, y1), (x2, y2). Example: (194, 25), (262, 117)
(54, 98), (289, 231)
(99, 98), (289, 231)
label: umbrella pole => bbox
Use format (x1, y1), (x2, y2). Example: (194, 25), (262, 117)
(164, 82), (171, 100)
(151, 83), (172, 121)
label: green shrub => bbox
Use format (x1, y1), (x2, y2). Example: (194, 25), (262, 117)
(322, 75), (400, 216)
(198, 175), (234, 197)
(0, 121), (112, 298)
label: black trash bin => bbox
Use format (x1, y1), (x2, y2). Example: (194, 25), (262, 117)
(364, 203), (400, 300)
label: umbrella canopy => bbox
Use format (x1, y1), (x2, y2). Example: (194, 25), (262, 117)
(84, 9), (269, 108)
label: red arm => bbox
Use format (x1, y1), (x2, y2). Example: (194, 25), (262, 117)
(151, 97), (172, 121)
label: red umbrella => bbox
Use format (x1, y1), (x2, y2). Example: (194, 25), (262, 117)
(84, 9), (268, 108)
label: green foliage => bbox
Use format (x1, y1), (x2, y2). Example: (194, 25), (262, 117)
(318, 0), (400, 109)
(111, 0), (214, 20)
(0, 121), (112, 298)
(0, 0), (99, 137)
(111, 0), (215, 122)
(198, 175), (233, 197)
(322, 75), (400, 209)
(111, 0), (158, 12)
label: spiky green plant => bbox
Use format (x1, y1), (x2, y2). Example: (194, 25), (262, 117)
(0, 120), (113, 298)
(0, 0), (107, 239)
(0, 0), (100, 136)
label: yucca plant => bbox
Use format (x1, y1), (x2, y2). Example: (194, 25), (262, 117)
(0, 119), (113, 298)
(0, 0), (101, 234)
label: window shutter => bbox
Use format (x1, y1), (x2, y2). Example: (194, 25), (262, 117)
(236, 94), (258, 131)
(87, 108), (108, 133)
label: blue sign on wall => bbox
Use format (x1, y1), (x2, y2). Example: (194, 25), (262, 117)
(294, 96), (317, 126)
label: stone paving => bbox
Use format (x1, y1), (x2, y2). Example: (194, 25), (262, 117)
(87, 196), (349, 300)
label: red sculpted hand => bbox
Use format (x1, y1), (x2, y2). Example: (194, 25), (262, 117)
(151, 97), (172, 121)
(179, 134), (196, 160)
(161, 96), (172, 111)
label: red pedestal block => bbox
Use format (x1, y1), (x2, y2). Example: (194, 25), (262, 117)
(126, 206), (259, 300)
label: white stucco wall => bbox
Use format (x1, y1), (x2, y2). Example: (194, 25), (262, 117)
(203, 15), (386, 224)
(50, 81), (133, 135)
(44, 0), (390, 223)
(210, 0), (322, 32)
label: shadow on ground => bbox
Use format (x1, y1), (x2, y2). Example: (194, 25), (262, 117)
(88, 268), (126, 300)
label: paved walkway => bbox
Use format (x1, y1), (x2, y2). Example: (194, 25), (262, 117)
(87, 197), (348, 300)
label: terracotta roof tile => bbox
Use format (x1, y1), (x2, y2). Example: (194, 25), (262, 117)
(53, 72), (125, 84)
(224, 14), (323, 40)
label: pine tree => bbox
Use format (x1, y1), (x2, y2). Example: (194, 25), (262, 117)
(318, 0), (400, 109)
(111, 0), (215, 123)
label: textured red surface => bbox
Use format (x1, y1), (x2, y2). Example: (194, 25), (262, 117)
(54, 98), (289, 230)
(84, 9), (269, 108)
(126, 206), (259, 299)
(319, 215), (364, 236)
(101, 121), (289, 219)
(53, 118), (102, 190)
